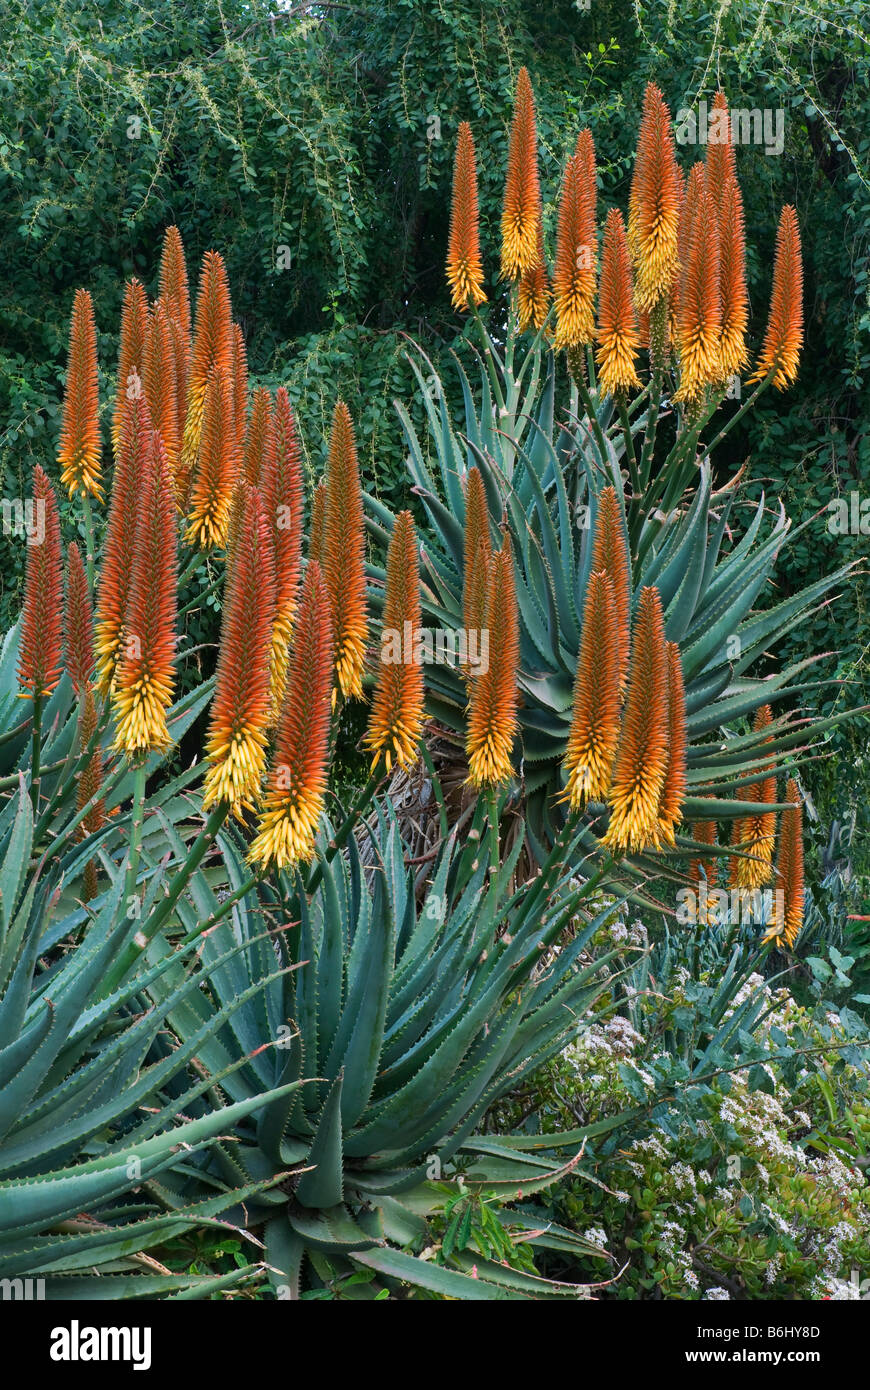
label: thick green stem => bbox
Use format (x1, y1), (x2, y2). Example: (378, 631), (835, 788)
(569, 351), (611, 477)
(105, 801), (229, 990)
(81, 494), (97, 594)
(637, 300), (669, 494)
(30, 694), (43, 810)
(178, 575), (221, 618)
(699, 368), (775, 462)
(617, 396), (641, 510)
(123, 758), (148, 917)
(178, 550), (208, 588)
(305, 770), (384, 897)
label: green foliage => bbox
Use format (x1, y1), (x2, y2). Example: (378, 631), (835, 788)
(499, 916), (870, 1298)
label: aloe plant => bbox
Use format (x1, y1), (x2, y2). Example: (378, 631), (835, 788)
(365, 325), (857, 879)
(138, 794), (639, 1299)
(0, 779), (308, 1298)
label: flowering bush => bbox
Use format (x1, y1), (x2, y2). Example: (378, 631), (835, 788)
(510, 938), (870, 1299)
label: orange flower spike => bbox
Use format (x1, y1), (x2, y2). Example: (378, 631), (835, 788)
(323, 401), (368, 703)
(112, 278), (149, 455)
(563, 570), (621, 808)
(58, 288), (102, 501)
(264, 388), (305, 712)
(462, 465), (492, 637)
(111, 435), (178, 755)
(518, 218), (550, 334)
(186, 368), (240, 550)
(158, 225), (192, 353)
(366, 511), (426, 772)
(143, 300), (180, 479)
(202, 483), (276, 815)
(768, 778), (805, 948)
(177, 250), (234, 503)
(733, 704), (778, 890)
(590, 486), (632, 688)
(673, 170), (722, 403)
(501, 66), (543, 281)
(704, 92), (737, 212)
(717, 173), (749, 380)
(727, 782), (755, 890)
(231, 323), (248, 445)
(602, 586), (670, 854)
(654, 641), (688, 847)
(243, 387), (274, 487)
(249, 561), (334, 869)
(94, 396), (153, 694)
(309, 480), (327, 570)
(552, 152), (596, 351)
(18, 466), (63, 699)
(64, 541), (95, 694)
(269, 388), (305, 630)
(748, 205), (804, 390)
(466, 538), (520, 788)
(628, 84), (681, 313)
(446, 121), (487, 311)
(688, 818), (719, 891)
(596, 207), (641, 395)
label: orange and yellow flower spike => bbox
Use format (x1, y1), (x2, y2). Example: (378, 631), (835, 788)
(563, 570), (621, 807)
(203, 483), (276, 815)
(58, 289), (102, 501)
(309, 480), (327, 571)
(731, 705), (778, 891)
(716, 173), (749, 381)
(111, 434), (178, 755)
(323, 400), (368, 703)
(446, 121), (487, 311)
(112, 278), (149, 455)
(590, 485), (632, 689)
(518, 218), (550, 334)
(249, 560), (334, 869)
(628, 84), (681, 314)
(673, 166), (722, 403)
(144, 300), (181, 482)
(501, 67), (543, 281)
(602, 586), (670, 853)
(231, 322), (248, 445)
(18, 466), (64, 698)
(366, 510), (425, 772)
(186, 367), (240, 550)
(95, 396), (152, 695)
(653, 640), (688, 847)
(596, 207), (641, 395)
(552, 147), (596, 351)
(243, 387), (274, 488)
(748, 205), (803, 390)
(765, 778), (805, 947)
(264, 387), (305, 713)
(466, 537), (519, 788)
(177, 250), (234, 504)
(158, 225), (192, 354)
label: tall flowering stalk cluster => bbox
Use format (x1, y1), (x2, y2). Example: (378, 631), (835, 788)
(446, 71), (803, 401)
(560, 488), (688, 855)
(31, 228), (429, 876)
